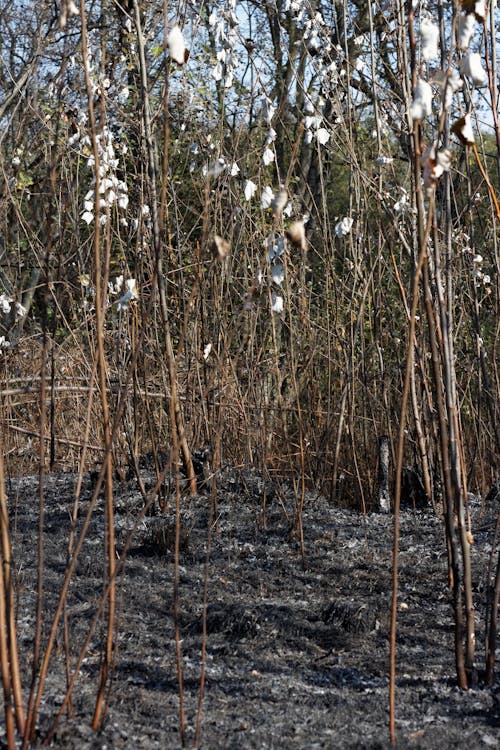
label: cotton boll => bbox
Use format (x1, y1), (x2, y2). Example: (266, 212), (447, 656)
(460, 52), (486, 85)
(262, 148), (275, 166)
(0, 294), (12, 314)
(271, 189), (289, 217)
(271, 293), (284, 314)
(316, 127), (330, 145)
(212, 61), (223, 81)
(473, 0), (486, 20)
(261, 185), (275, 209)
(444, 70), (463, 109)
(420, 19), (439, 61)
(207, 158), (227, 177)
(422, 143), (452, 186)
(451, 114), (475, 145)
(335, 217), (354, 238)
(458, 13), (476, 49)
(268, 235), (285, 261)
(265, 128), (277, 146)
(244, 180), (257, 201)
(432, 68), (463, 110)
(168, 25), (187, 65)
(117, 279), (138, 311)
(81, 211), (94, 225)
(410, 80), (433, 121)
(261, 98), (276, 123)
(271, 264), (285, 286)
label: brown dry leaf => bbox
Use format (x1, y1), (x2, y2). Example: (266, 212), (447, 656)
(285, 220), (307, 251)
(407, 729), (426, 740)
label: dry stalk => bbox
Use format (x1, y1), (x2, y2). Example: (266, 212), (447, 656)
(132, 0), (196, 496)
(0, 433), (23, 746)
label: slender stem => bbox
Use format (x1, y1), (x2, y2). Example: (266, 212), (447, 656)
(389, 187), (433, 745)
(0, 440), (17, 749)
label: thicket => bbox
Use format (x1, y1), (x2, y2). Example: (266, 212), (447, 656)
(0, 0), (498, 746)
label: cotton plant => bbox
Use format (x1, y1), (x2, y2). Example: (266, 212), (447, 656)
(411, 10), (479, 124)
(458, 14), (477, 51)
(208, 1), (240, 91)
(80, 127), (129, 226)
(304, 113), (330, 146)
(286, 3), (337, 76)
(63, 28), (136, 184)
(249, 99), (278, 171)
(261, 185), (275, 210)
(458, 0), (486, 50)
(82, 34), (109, 107)
(408, 4), (489, 198)
(243, 232), (288, 315)
(195, 133), (239, 180)
(302, 96), (331, 147)
(279, 5), (341, 147)
(268, 232), (287, 316)
(302, 11), (330, 57)
(473, 252), (492, 291)
(69, 36), (130, 226)
(393, 189), (409, 214)
(260, 186), (290, 217)
(459, 238), (493, 296)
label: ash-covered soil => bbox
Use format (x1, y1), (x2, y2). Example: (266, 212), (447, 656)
(3, 467), (500, 749)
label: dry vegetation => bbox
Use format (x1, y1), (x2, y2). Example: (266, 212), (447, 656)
(0, 0), (499, 747)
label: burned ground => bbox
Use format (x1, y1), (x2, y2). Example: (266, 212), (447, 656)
(2, 468), (500, 748)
